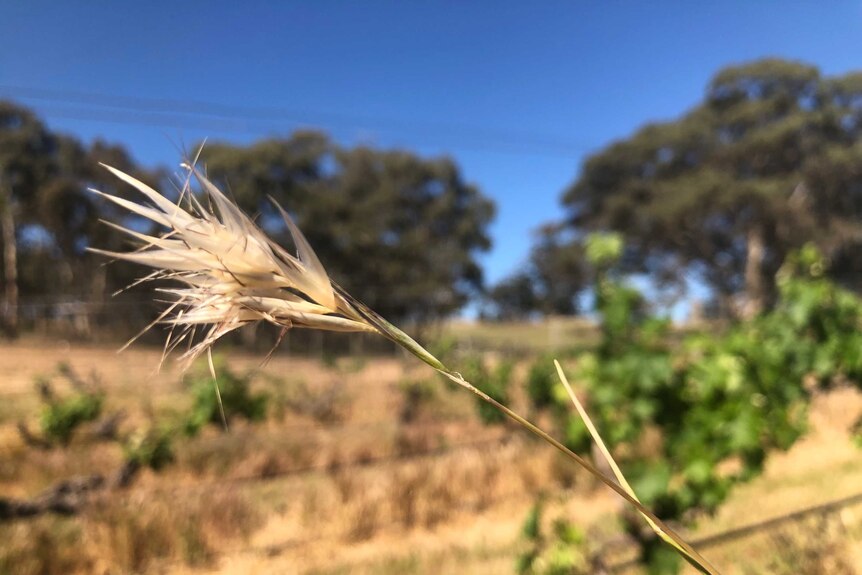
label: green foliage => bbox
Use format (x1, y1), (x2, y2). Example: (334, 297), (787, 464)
(426, 334), (459, 366)
(643, 540), (684, 575)
(522, 502), (542, 541)
(463, 355), (513, 425)
(34, 363), (104, 446)
(39, 391), (103, 446)
(488, 227), (588, 319)
(517, 502), (543, 575)
(527, 244), (862, 572)
(183, 358), (268, 436)
(526, 354), (558, 411)
(584, 232), (623, 269)
(123, 427), (175, 471)
(517, 501), (589, 575)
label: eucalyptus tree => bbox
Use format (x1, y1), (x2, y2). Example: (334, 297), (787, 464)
(559, 59), (862, 316)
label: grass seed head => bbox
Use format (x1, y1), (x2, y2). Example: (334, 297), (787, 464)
(89, 163), (378, 363)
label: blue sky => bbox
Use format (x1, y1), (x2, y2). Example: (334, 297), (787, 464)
(2, 2), (862, 292)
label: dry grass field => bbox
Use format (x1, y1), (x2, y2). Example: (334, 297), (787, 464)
(1, 337), (862, 574)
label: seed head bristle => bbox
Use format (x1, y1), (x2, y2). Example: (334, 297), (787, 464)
(89, 163), (378, 365)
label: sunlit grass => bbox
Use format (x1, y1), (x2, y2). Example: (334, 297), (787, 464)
(88, 160), (716, 572)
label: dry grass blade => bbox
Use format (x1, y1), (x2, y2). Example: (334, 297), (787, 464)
(553, 359), (719, 574)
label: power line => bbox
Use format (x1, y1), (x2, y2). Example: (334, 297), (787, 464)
(8, 104), (277, 137)
(27, 103), (586, 159)
(0, 84), (591, 148)
(0, 84), (596, 159)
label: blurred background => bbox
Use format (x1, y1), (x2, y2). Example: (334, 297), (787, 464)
(2, 2), (862, 573)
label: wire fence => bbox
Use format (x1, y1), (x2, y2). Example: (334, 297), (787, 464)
(5, 299), (601, 361)
(6, 297), (413, 357)
(4, 394), (862, 573)
(606, 491), (862, 573)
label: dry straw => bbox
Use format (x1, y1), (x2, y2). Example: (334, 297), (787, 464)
(91, 161), (718, 574)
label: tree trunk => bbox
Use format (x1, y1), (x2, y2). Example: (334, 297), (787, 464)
(0, 185), (18, 337)
(742, 223), (767, 319)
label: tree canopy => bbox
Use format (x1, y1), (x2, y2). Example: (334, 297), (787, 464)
(0, 101), (166, 334)
(524, 58), (862, 317)
(485, 224), (587, 320)
(0, 104), (494, 336)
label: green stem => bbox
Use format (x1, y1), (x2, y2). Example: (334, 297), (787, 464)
(436, 368), (718, 575)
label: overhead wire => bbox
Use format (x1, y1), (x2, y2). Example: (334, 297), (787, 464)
(0, 84), (596, 159)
